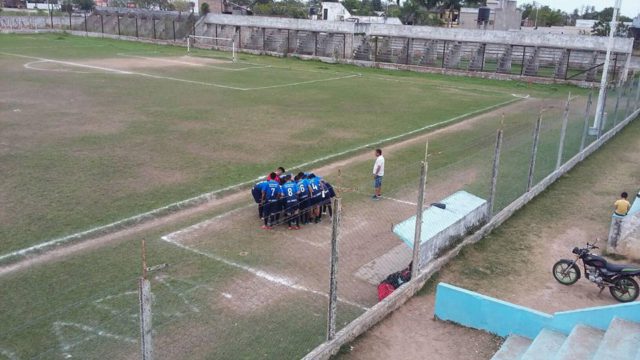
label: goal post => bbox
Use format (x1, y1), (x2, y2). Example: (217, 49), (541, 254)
(187, 35), (236, 63)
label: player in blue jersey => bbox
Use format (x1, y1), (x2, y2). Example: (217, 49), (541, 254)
(261, 173), (282, 230)
(296, 172), (313, 225)
(281, 175), (300, 230)
(308, 174), (325, 223)
(252, 180), (268, 219)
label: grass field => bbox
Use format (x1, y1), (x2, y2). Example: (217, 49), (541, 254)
(2, 32), (628, 360)
(0, 33), (560, 256)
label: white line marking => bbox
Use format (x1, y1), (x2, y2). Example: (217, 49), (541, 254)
(0, 94), (522, 263)
(1, 52), (133, 74)
(3, 52), (356, 91)
(245, 74), (360, 91)
(160, 235), (368, 311)
(163, 204), (326, 249)
(162, 204), (254, 243)
(118, 53), (270, 71)
(155, 275), (201, 313)
(379, 196), (417, 206)
(53, 321), (136, 359)
(24, 60), (94, 74)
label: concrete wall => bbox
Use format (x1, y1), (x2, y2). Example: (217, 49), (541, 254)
(0, 15), (84, 29)
(202, 14), (633, 53)
(393, 191), (489, 267)
(434, 282), (640, 339)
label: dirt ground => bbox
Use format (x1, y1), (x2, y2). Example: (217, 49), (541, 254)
(339, 119), (640, 360)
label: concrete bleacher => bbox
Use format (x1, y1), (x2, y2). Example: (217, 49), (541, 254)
(434, 283), (640, 360)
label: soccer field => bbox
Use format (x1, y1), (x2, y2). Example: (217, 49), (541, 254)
(1, 32), (607, 360)
(0, 33), (528, 256)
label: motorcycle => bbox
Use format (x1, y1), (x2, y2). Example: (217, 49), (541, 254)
(552, 241), (640, 303)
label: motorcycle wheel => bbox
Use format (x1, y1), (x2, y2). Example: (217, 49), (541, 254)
(609, 277), (639, 303)
(552, 260), (580, 285)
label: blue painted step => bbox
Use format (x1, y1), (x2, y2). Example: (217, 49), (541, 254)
(554, 324), (604, 360)
(520, 329), (566, 360)
(491, 335), (532, 360)
(593, 317), (640, 360)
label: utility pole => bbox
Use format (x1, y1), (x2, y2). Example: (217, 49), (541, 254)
(592, 0), (622, 134)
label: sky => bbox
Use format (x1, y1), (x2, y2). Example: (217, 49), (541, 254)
(519, 0), (640, 19)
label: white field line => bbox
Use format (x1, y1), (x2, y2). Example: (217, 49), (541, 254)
(160, 235), (369, 311)
(0, 94), (524, 264)
(163, 203), (326, 249)
(117, 53), (270, 71)
(245, 74), (360, 91)
(3, 52), (356, 91)
(24, 60), (94, 74)
(161, 204), (254, 243)
(379, 196), (417, 206)
(53, 321), (136, 358)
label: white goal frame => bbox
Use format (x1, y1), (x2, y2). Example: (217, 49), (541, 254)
(187, 35), (236, 63)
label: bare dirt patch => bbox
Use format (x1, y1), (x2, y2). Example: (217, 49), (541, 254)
(213, 274), (296, 315)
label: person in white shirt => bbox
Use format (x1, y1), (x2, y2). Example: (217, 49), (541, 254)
(372, 148), (385, 200)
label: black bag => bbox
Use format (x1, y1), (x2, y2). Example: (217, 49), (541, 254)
(382, 263), (412, 288)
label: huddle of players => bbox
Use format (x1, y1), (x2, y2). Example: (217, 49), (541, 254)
(252, 168), (335, 230)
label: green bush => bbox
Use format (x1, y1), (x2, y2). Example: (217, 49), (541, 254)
(200, 2), (210, 15)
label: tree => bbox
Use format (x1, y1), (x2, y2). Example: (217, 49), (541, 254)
(173, 0), (191, 12)
(372, 0), (382, 12)
(200, 1), (210, 14)
(342, 0), (360, 13)
(591, 20), (629, 37)
(72, 0), (94, 11)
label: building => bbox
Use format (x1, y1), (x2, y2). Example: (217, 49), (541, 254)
(459, 0), (521, 31)
(320, 2), (402, 25)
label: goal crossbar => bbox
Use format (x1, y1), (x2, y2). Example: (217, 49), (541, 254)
(187, 35), (236, 62)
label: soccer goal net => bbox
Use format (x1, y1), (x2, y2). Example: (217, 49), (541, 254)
(187, 35), (236, 62)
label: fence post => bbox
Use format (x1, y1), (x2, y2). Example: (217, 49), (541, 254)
(84, 11), (87, 34)
(624, 80), (633, 120)
(411, 142), (429, 279)
(100, 15), (103, 35)
(597, 86), (609, 138)
(139, 240), (153, 360)
(135, 17), (139, 38)
(488, 129), (503, 217)
(527, 114), (542, 192)
(580, 90), (593, 151)
(68, 12), (71, 30)
(117, 15), (121, 36)
(326, 197), (341, 341)
(612, 84), (622, 127)
(152, 19), (156, 39)
(556, 93), (572, 170)
(172, 20), (176, 41)
(635, 77), (640, 110)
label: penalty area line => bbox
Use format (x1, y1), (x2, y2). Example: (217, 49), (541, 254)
(160, 235), (369, 311)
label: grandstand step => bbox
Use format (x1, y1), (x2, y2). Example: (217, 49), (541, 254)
(593, 317), (640, 360)
(491, 335), (532, 360)
(554, 324), (604, 360)
(521, 329), (566, 360)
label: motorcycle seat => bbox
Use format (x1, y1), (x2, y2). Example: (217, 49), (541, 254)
(605, 262), (640, 273)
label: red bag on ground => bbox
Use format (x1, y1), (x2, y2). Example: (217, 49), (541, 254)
(377, 282), (396, 301)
